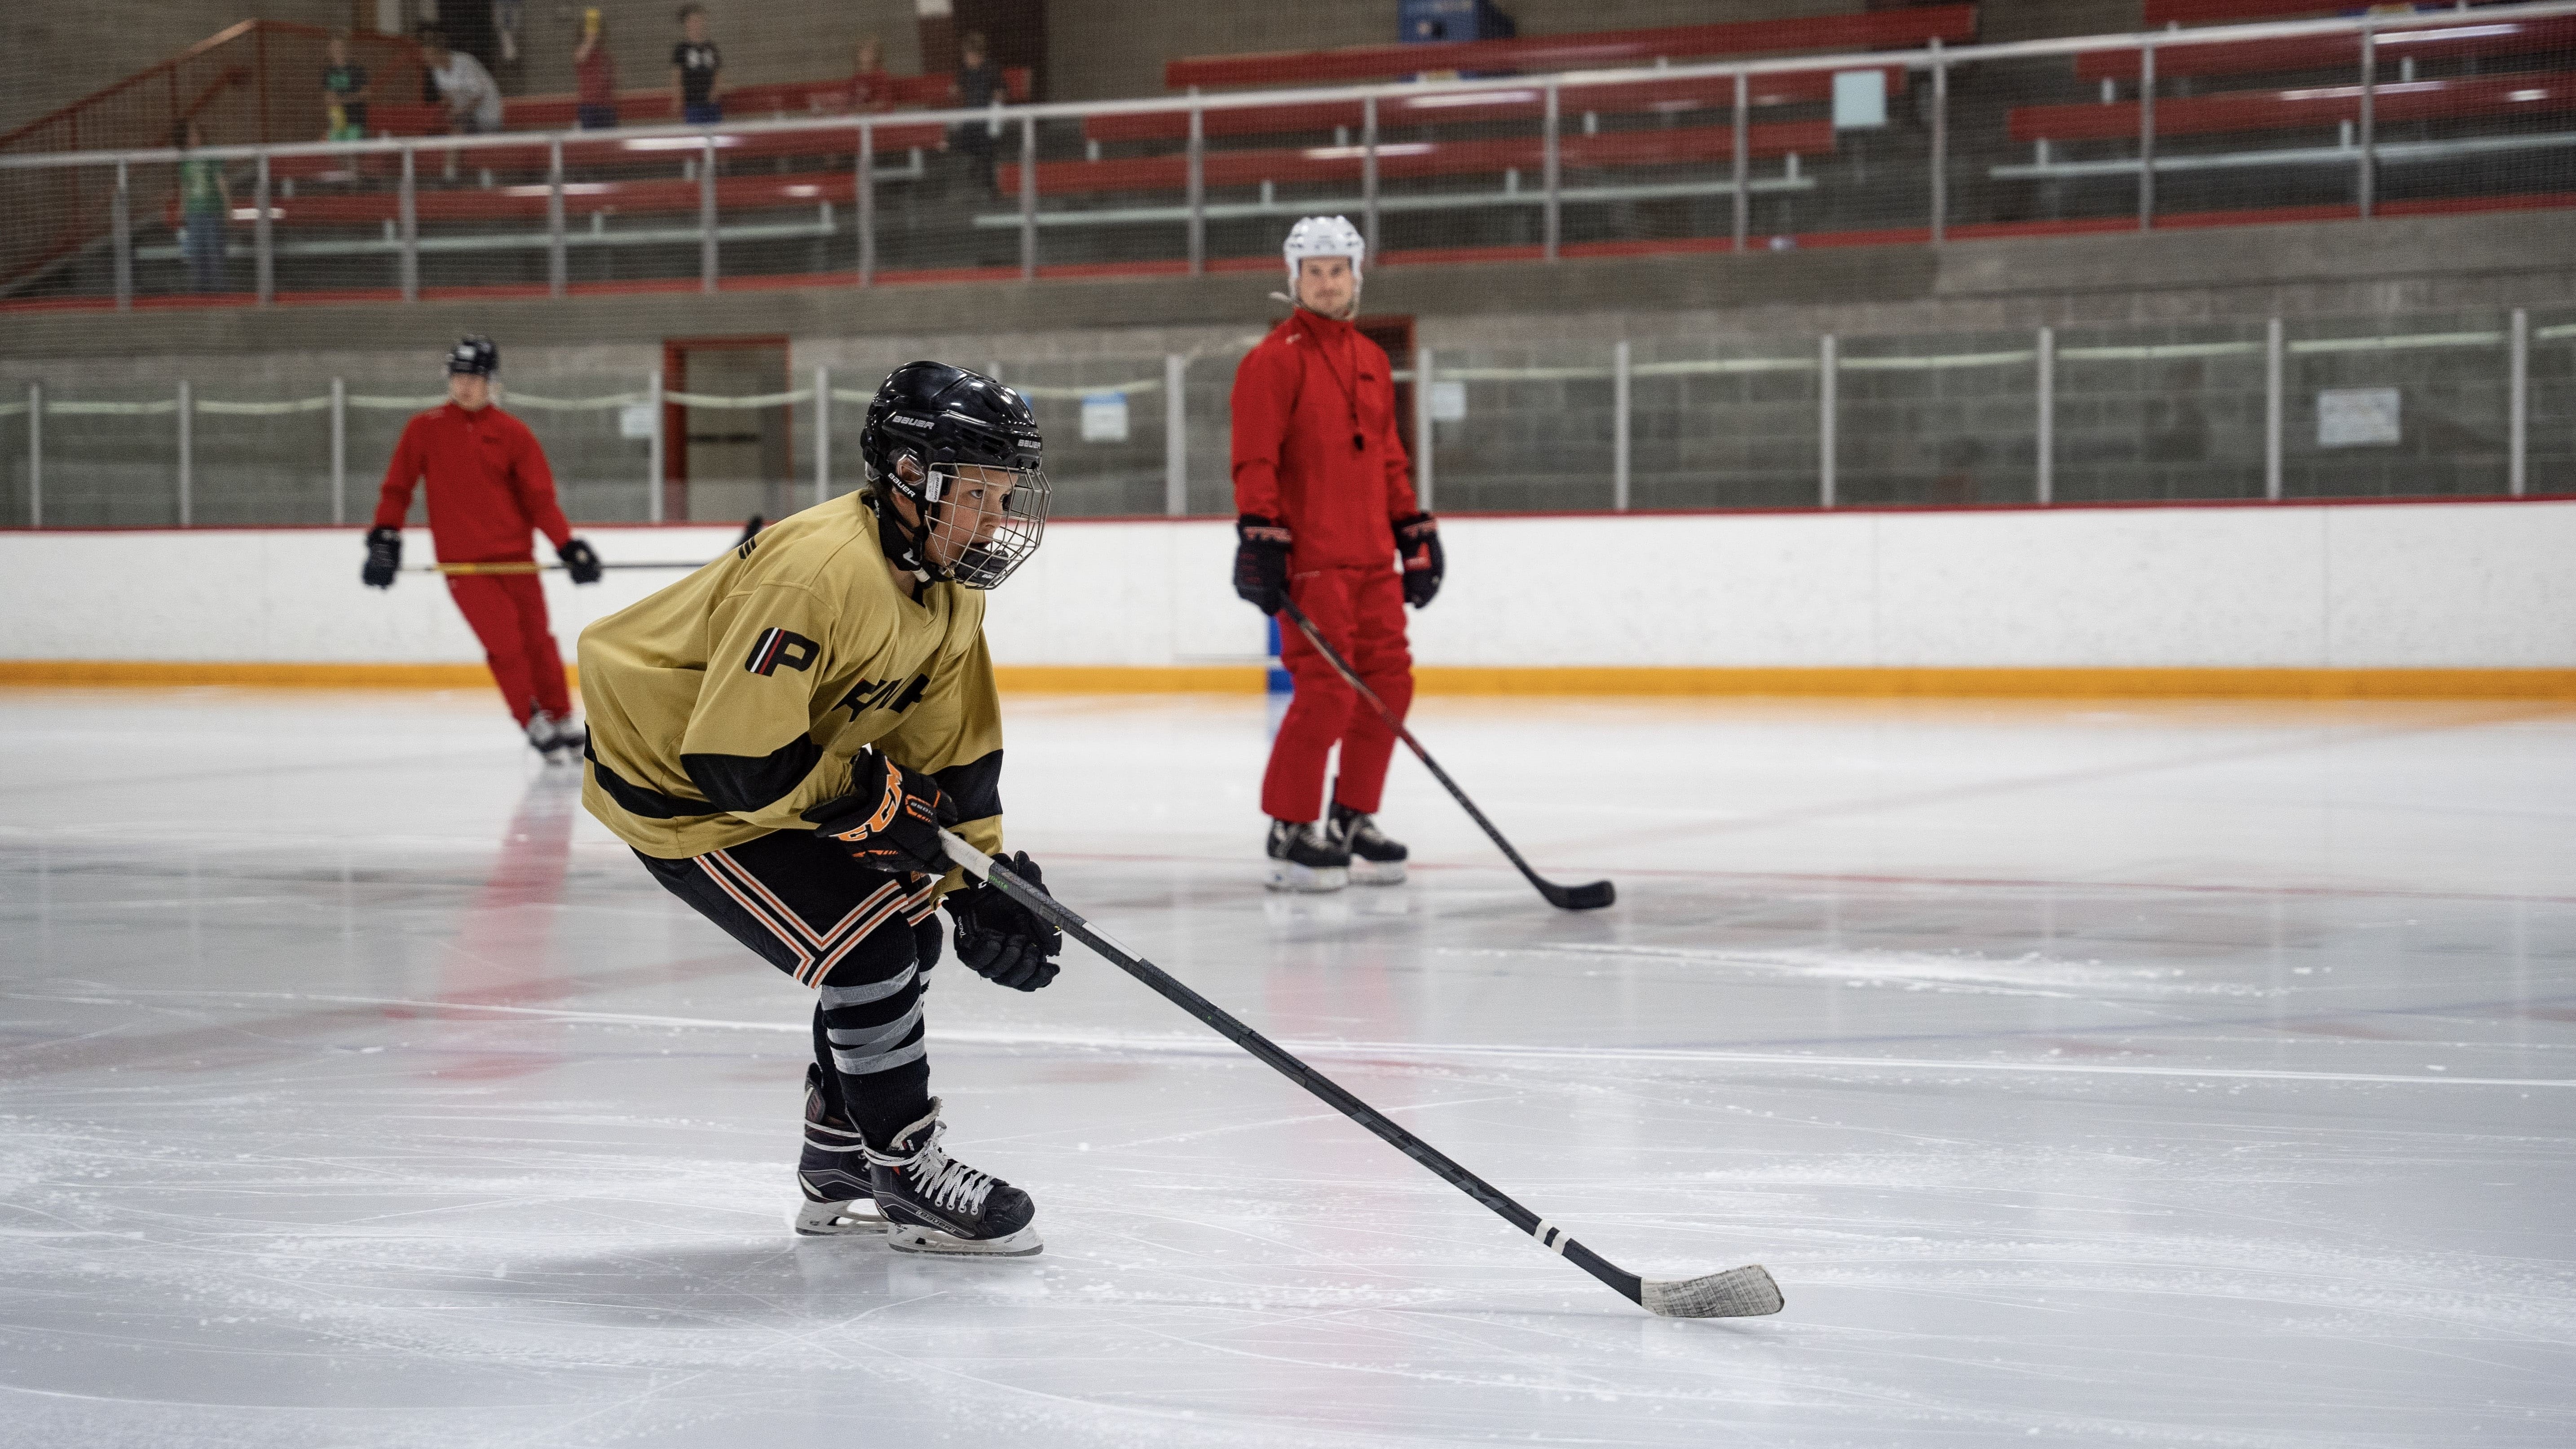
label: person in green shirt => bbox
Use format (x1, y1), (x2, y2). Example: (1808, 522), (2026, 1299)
(175, 119), (231, 294)
(321, 31), (372, 141)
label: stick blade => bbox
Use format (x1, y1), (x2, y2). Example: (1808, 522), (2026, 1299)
(1542, 879), (1617, 912)
(1639, 1265), (1783, 1319)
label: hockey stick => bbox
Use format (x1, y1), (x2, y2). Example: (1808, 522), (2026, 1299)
(402, 560), (709, 575)
(1278, 599), (1614, 912)
(936, 829), (1781, 1320)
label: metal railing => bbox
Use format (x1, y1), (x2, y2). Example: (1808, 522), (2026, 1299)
(0, 2), (2570, 306)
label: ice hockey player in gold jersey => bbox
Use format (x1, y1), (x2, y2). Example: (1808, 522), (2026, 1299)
(577, 361), (1059, 1256)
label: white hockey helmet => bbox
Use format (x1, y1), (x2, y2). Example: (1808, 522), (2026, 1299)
(1283, 214), (1365, 286)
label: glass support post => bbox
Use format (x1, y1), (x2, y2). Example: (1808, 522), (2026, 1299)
(647, 369), (665, 522)
(1819, 334), (1838, 508)
(1732, 71), (1749, 251)
(254, 150), (273, 304)
(2138, 44), (2157, 230)
(112, 161), (133, 311)
(1612, 339), (1631, 509)
(547, 136), (566, 297)
(699, 133), (718, 292)
(1019, 114), (1038, 281)
(1186, 99), (1205, 274)
(1164, 353), (1188, 516)
(1362, 96), (1380, 254)
(814, 365), (830, 506)
(26, 384), (39, 528)
(177, 380), (192, 528)
(1929, 40), (1947, 245)
(1413, 345), (1434, 510)
(398, 144), (418, 301)
(2264, 318), (2285, 500)
(1542, 83), (1561, 261)
(331, 377), (346, 525)
(2036, 326), (2055, 503)
(2509, 309), (2528, 495)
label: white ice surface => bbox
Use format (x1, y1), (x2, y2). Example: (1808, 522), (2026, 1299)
(2, 688), (2572, 1447)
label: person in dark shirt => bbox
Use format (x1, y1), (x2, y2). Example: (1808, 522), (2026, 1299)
(950, 30), (1003, 195)
(671, 4), (723, 126)
(321, 31), (372, 141)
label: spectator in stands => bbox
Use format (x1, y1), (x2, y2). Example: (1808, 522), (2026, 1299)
(823, 33), (892, 114)
(321, 31), (372, 141)
(672, 4), (724, 126)
(420, 29), (503, 135)
(174, 119), (230, 294)
(951, 30), (1003, 194)
(574, 8), (618, 129)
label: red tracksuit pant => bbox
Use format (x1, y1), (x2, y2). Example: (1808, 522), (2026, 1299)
(445, 572), (572, 726)
(1262, 565), (1413, 822)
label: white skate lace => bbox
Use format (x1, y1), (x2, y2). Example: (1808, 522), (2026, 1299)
(867, 1121), (995, 1218)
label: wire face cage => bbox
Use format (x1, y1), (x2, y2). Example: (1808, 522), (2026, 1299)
(925, 459), (1048, 589)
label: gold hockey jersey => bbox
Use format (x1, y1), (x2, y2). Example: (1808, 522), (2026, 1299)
(577, 492), (1006, 871)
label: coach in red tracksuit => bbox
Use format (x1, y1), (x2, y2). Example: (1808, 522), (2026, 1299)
(1232, 217), (1444, 893)
(362, 336), (602, 758)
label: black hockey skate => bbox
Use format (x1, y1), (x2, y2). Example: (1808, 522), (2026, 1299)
(793, 1063), (889, 1236)
(525, 710), (584, 763)
(1265, 818), (1350, 893)
(865, 1098), (1041, 1256)
(1329, 803), (1408, 886)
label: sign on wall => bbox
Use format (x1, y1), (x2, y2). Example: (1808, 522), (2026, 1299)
(1081, 391), (1129, 442)
(1832, 71), (1887, 130)
(1429, 380), (1468, 422)
(618, 402), (657, 440)
(2317, 388), (2401, 447)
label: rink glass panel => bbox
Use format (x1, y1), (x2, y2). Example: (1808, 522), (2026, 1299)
(1423, 343), (1616, 513)
(2535, 310), (2576, 495)
(1836, 330), (2039, 508)
(2051, 320), (2269, 504)
(2283, 313), (2511, 499)
(1628, 336), (1822, 511)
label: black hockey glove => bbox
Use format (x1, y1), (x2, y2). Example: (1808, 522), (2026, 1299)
(362, 526), (402, 588)
(1394, 512), (1443, 609)
(944, 850), (1062, 991)
(803, 751), (950, 877)
(1234, 514), (1292, 615)
(557, 536), (603, 584)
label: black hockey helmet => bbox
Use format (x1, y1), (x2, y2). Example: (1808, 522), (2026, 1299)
(858, 361), (1049, 590)
(446, 335), (498, 376)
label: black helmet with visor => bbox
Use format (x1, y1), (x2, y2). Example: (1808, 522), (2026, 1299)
(858, 361), (1049, 590)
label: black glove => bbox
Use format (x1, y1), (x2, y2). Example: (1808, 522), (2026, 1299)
(1394, 512), (1443, 609)
(944, 850), (1062, 991)
(557, 536), (603, 584)
(1233, 514), (1292, 615)
(802, 751), (949, 877)
(362, 526), (401, 588)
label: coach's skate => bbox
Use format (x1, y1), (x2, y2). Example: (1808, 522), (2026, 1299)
(792, 1064), (889, 1236)
(1265, 818), (1350, 893)
(1328, 803), (1407, 885)
(865, 1098), (1041, 1256)
(525, 710), (584, 762)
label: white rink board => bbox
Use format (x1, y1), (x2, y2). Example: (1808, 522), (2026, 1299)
(2, 500), (2571, 669)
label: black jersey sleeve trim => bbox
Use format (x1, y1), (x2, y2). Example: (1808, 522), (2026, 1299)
(931, 749), (1003, 824)
(683, 735), (825, 815)
(585, 741), (702, 820)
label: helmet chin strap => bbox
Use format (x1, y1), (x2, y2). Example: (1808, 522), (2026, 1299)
(868, 467), (942, 583)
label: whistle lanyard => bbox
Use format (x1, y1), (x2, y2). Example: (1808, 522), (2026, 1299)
(1301, 312), (1368, 454)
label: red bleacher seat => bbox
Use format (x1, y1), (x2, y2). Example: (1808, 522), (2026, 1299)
(2010, 69), (2576, 143)
(265, 121), (948, 184)
(1163, 6), (1976, 90)
(1084, 67), (1906, 144)
(2142, 0), (2349, 26)
(2074, 13), (2576, 83)
(1003, 120), (1831, 198)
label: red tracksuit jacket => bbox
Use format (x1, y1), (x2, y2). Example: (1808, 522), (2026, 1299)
(1231, 309), (1420, 569)
(373, 402), (571, 562)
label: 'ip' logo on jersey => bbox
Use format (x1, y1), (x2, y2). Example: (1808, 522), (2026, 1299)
(744, 627), (819, 676)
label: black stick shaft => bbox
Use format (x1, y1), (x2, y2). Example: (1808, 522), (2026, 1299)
(1278, 599), (1570, 900)
(944, 835), (1644, 1307)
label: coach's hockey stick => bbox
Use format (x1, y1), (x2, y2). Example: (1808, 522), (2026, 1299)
(936, 830), (1779, 1319)
(1278, 599), (1614, 911)
(403, 560), (706, 575)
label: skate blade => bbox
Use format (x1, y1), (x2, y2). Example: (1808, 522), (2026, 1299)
(1264, 862), (1349, 893)
(886, 1222), (1043, 1257)
(1347, 858), (1406, 885)
(793, 1197), (891, 1236)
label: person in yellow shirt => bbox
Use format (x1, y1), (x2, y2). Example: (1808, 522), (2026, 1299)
(578, 361), (1057, 1256)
